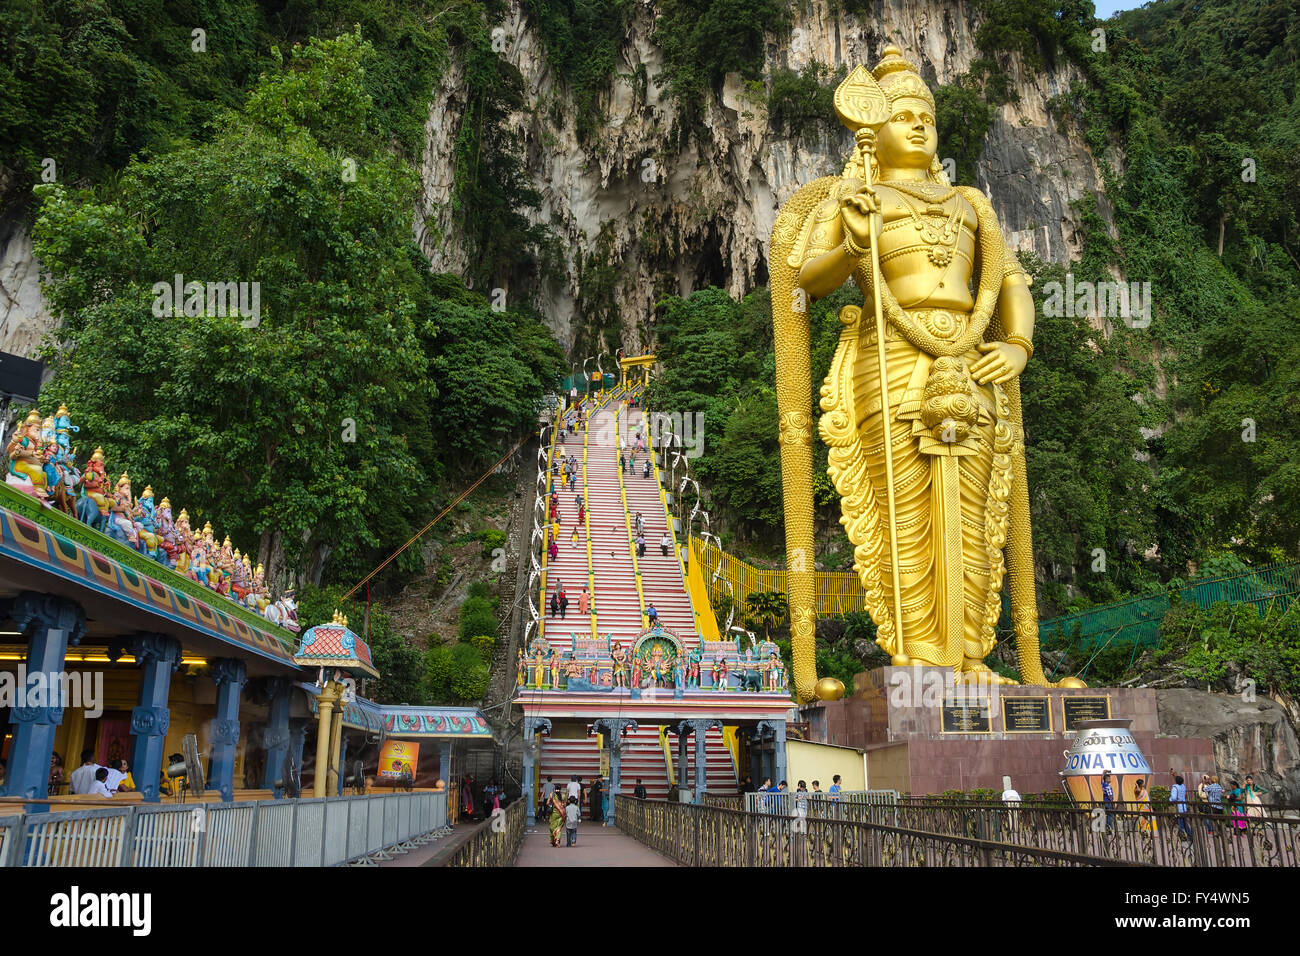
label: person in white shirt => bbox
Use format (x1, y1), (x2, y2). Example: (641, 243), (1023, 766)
(87, 767), (113, 798)
(104, 759), (134, 793)
(1001, 775), (1022, 834)
(68, 750), (101, 795)
(566, 775), (582, 801)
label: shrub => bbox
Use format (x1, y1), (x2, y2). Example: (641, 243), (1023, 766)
(458, 595), (498, 641)
(469, 634), (496, 660)
(478, 528), (507, 558)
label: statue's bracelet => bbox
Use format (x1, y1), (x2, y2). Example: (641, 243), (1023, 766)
(843, 232), (870, 258)
(1003, 333), (1033, 359)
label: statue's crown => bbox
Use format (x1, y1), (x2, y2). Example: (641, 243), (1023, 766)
(872, 44), (935, 112)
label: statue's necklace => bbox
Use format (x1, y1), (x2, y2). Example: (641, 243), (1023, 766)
(889, 184), (962, 267)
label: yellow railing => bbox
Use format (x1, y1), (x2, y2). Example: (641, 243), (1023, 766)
(690, 535), (864, 618)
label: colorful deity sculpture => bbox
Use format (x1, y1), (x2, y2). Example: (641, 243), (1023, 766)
(516, 650), (526, 689)
(711, 655), (728, 690)
(108, 473), (139, 544)
(191, 542), (212, 587)
(78, 447), (111, 524)
(173, 508), (194, 574)
(532, 648), (546, 688)
(6, 411), (49, 498)
(548, 649), (562, 689)
(687, 646), (703, 688)
(766, 652), (785, 691)
(132, 485), (166, 560)
(611, 642), (629, 688)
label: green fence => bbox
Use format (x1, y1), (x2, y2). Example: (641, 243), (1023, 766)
(1037, 562), (1300, 663)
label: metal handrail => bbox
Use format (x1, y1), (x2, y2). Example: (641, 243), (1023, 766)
(1, 790), (448, 867)
(615, 796), (1135, 867)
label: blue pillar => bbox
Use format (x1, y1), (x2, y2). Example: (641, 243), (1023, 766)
(0, 594), (86, 808)
(208, 658), (247, 801)
(594, 718), (637, 823)
(522, 717), (551, 825)
(439, 740), (452, 789)
(683, 719), (721, 804)
(758, 720), (787, 786)
(260, 678), (293, 797)
(111, 632), (181, 803)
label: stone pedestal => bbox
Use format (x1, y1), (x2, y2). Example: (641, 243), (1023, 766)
(802, 666), (1216, 796)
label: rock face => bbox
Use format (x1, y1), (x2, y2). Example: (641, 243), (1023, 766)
(0, 220), (54, 359)
(1155, 688), (1300, 805)
(418, 0), (1112, 351)
(1, 0), (1112, 358)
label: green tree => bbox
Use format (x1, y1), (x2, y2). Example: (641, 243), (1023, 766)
(34, 33), (433, 588)
(744, 590), (788, 643)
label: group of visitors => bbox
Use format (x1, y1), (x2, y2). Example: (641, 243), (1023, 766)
(1100, 768), (1271, 838)
(539, 775), (609, 847)
(67, 749), (136, 797)
(459, 773), (505, 821)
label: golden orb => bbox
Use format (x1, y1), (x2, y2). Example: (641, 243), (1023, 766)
(1057, 676), (1088, 689)
(815, 676), (846, 701)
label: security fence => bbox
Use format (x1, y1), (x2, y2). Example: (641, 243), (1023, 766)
(446, 799), (526, 867)
(0, 790), (447, 867)
(615, 797), (1130, 867)
(881, 800), (1300, 867)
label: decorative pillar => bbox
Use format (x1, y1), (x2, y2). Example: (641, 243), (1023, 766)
(327, 686), (346, 797)
(208, 658), (247, 801)
(312, 683), (337, 798)
(110, 632), (182, 803)
(681, 719), (721, 804)
(593, 718), (638, 823)
(748, 728), (762, 788)
(337, 732), (349, 796)
(757, 719), (787, 786)
(260, 678), (293, 796)
(522, 717), (552, 824)
(676, 727), (688, 796)
(0, 594), (86, 807)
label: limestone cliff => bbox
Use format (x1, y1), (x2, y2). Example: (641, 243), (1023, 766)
(1156, 689), (1300, 805)
(3, 1), (1110, 361)
(415, 0), (1112, 353)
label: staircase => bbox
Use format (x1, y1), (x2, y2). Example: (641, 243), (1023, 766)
(535, 393), (739, 802)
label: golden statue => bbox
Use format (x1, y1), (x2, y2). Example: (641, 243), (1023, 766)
(772, 45), (1080, 701)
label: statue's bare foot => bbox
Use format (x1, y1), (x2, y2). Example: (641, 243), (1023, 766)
(959, 661), (1018, 685)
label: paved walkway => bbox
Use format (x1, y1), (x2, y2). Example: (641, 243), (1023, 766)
(514, 822), (677, 867)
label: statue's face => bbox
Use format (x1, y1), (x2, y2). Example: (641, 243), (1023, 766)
(875, 96), (937, 170)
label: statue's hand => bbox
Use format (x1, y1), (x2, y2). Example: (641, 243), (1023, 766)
(839, 187), (878, 252)
(970, 341), (1028, 385)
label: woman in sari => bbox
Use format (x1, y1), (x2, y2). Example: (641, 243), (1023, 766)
(1242, 774), (1268, 820)
(1134, 779), (1157, 833)
(547, 790), (565, 847)
(461, 773), (474, 819)
(1226, 780), (1248, 833)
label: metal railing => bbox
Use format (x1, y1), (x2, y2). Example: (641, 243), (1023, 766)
(744, 790), (899, 818)
(446, 799), (526, 867)
(881, 800), (1300, 867)
(615, 797), (1130, 867)
(691, 536), (863, 617)
(0, 791), (447, 867)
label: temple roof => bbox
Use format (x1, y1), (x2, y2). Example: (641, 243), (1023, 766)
(293, 610), (379, 678)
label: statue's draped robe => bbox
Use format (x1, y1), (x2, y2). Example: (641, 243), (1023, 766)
(798, 177), (1028, 670)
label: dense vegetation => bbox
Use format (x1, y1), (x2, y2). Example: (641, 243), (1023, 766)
(8, 0), (1299, 698)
